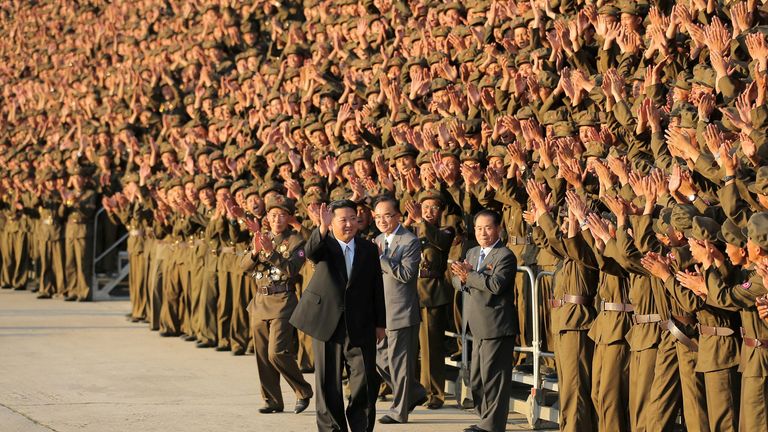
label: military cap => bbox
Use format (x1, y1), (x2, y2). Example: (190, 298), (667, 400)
(678, 105), (699, 129)
(552, 121), (576, 138)
(305, 122), (324, 135)
(692, 64), (716, 88)
(460, 149), (484, 163)
(516, 106), (536, 120)
(671, 71), (693, 91)
(214, 180), (232, 192)
(283, 44), (309, 57)
(598, 4), (620, 15)
(670, 204), (699, 234)
(418, 189), (445, 204)
(166, 177), (183, 190)
(541, 107), (569, 125)
(416, 151), (434, 166)
(653, 207), (674, 234)
(303, 191), (326, 206)
(583, 141), (608, 159)
(182, 175), (196, 186)
(304, 174), (326, 190)
(748, 166), (768, 195)
(329, 187), (350, 202)
(391, 144), (418, 159)
(748, 212), (768, 250)
(619, 1), (646, 15)
(243, 186), (259, 198)
(230, 179), (248, 196)
(456, 49), (480, 64)
(259, 180), (285, 196)
(265, 194), (295, 213)
(686, 216), (721, 242)
(209, 150), (224, 162)
(488, 145), (507, 160)
(431, 78), (451, 92)
(719, 218), (747, 248)
(122, 172), (139, 185)
(350, 147), (373, 163)
(538, 71), (559, 89)
(273, 153), (290, 168)
(194, 174), (213, 190)
(573, 111), (600, 127)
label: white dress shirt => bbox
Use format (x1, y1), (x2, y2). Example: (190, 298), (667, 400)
(476, 238), (500, 271)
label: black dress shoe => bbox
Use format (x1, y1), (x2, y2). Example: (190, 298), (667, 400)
(196, 340), (216, 348)
(294, 398), (310, 414)
(378, 415), (402, 424)
(232, 348), (245, 356)
(463, 426), (489, 432)
(299, 367), (315, 374)
(13, 286), (26, 291)
(449, 352), (463, 361)
(426, 401), (443, 410)
(182, 334), (197, 342)
(64, 296), (77, 302)
(408, 395), (428, 412)
(36, 294), (52, 299)
(258, 406), (283, 414)
(131, 317), (145, 323)
(76, 297), (90, 302)
(215, 345), (231, 352)
(159, 331), (179, 337)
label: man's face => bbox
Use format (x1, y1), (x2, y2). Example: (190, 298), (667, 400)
(332, 207), (359, 242)
(513, 27), (529, 48)
(422, 199), (442, 225)
(354, 159), (373, 178)
(475, 214), (500, 248)
(725, 243), (747, 266)
(268, 208), (289, 234)
(747, 239), (767, 264)
(374, 200), (401, 234)
(199, 188), (215, 207)
(395, 155), (416, 174)
(487, 156), (504, 174)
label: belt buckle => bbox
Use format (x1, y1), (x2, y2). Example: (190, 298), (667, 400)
(260, 286), (270, 296)
(755, 339), (763, 348)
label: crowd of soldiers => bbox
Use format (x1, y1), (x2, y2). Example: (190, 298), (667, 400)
(3, 0), (768, 431)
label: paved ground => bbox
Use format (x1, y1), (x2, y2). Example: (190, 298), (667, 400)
(0, 289), (551, 432)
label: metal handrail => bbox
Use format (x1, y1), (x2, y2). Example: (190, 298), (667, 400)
(90, 207), (129, 295)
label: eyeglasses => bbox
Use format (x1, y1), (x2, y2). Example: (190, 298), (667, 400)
(422, 205), (441, 211)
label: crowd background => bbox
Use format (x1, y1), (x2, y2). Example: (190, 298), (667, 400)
(3, 0), (768, 431)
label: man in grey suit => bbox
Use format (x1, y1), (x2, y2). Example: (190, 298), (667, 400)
(451, 210), (518, 432)
(372, 196), (428, 424)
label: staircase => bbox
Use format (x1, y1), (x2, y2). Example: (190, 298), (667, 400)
(90, 208), (130, 301)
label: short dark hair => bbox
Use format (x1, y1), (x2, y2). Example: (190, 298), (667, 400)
(330, 199), (357, 213)
(373, 194), (400, 214)
(474, 209), (501, 226)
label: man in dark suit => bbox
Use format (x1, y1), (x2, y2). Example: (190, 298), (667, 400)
(290, 200), (386, 432)
(451, 210), (518, 432)
(372, 196), (428, 424)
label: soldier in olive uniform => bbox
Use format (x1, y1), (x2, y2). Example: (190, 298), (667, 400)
(241, 194), (313, 414)
(36, 171), (66, 299)
(404, 189), (455, 410)
(62, 164), (98, 301)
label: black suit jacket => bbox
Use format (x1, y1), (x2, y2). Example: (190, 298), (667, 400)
(290, 228), (386, 345)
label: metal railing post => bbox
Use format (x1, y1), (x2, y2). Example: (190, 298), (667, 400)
(91, 207), (105, 293)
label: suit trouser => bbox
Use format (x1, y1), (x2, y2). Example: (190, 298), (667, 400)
(591, 342), (630, 432)
(376, 324), (427, 422)
(128, 249), (147, 319)
(554, 330), (596, 432)
(469, 335), (515, 432)
(196, 252), (218, 344)
(231, 271), (251, 352)
(629, 347), (657, 432)
(64, 234), (92, 299)
(314, 320), (379, 432)
(39, 239), (64, 297)
(252, 317), (313, 409)
(160, 252), (183, 334)
(739, 375), (768, 431)
(216, 253), (237, 348)
(703, 366), (739, 432)
(419, 305), (449, 405)
(296, 282), (314, 370)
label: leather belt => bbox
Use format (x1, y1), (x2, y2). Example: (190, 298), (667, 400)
(601, 300), (635, 313)
(661, 317), (698, 352)
(697, 324), (735, 337)
(632, 313), (662, 324)
(672, 314), (697, 326)
(220, 246), (235, 254)
(741, 327), (768, 349)
(257, 284), (294, 295)
(549, 294), (593, 308)
(508, 235), (530, 245)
